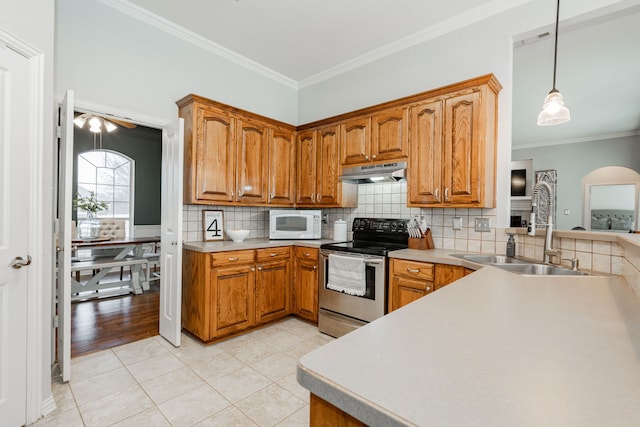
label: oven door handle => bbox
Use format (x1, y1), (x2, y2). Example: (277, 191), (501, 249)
(364, 259), (384, 266)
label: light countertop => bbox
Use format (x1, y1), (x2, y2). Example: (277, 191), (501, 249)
(297, 267), (640, 426)
(183, 238), (335, 253)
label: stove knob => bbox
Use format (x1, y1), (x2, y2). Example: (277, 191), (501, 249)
(390, 222), (398, 231)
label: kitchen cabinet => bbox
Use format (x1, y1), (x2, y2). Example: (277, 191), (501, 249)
(177, 94), (296, 206)
(255, 247), (291, 324)
(340, 107), (408, 166)
(182, 248), (292, 342)
(293, 247), (319, 323)
(388, 259), (465, 312)
(296, 126), (357, 207)
(407, 76), (500, 207)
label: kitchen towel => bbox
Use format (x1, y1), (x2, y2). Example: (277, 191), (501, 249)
(327, 254), (366, 296)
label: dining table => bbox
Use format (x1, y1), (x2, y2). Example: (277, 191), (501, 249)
(70, 236), (160, 301)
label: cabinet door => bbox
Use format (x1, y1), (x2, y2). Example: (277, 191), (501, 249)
(316, 125), (341, 206)
(443, 91), (481, 205)
(269, 128), (295, 205)
(408, 100), (442, 205)
(371, 107), (408, 162)
(434, 264), (465, 291)
(296, 130), (317, 205)
(210, 264), (256, 338)
(196, 107), (236, 203)
(255, 259), (291, 324)
(294, 254), (318, 323)
(340, 117), (370, 166)
(388, 276), (433, 312)
(236, 118), (269, 204)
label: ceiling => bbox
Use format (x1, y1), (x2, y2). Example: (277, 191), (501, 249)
(114, 0), (640, 147)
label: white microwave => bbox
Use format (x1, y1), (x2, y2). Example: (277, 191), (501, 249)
(269, 210), (322, 240)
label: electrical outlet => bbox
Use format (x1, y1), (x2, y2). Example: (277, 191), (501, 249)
(322, 214), (328, 224)
(452, 217), (462, 230)
(475, 217), (491, 232)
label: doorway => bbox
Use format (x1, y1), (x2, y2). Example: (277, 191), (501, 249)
(67, 113), (162, 357)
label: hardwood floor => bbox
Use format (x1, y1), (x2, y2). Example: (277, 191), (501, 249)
(71, 281), (160, 358)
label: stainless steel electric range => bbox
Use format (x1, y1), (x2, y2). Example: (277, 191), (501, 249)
(318, 217), (409, 337)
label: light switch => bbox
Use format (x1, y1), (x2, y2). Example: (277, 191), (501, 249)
(475, 217), (491, 232)
(452, 217), (462, 230)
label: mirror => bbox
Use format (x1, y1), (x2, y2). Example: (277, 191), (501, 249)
(511, 5), (640, 231)
(582, 166), (640, 232)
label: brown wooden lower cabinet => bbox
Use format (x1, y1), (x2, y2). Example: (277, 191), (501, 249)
(182, 248), (292, 342)
(310, 394), (366, 427)
(293, 247), (319, 323)
(388, 258), (466, 312)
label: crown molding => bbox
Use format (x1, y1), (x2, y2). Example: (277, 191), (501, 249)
(299, 0), (531, 88)
(98, 0), (299, 89)
(512, 130), (640, 150)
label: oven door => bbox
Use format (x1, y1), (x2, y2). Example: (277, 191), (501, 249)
(319, 249), (386, 323)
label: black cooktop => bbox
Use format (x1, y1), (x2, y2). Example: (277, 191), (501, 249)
(321, 217), (409, 256)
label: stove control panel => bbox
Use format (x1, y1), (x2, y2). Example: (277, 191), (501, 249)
(352, 218), (408, 233)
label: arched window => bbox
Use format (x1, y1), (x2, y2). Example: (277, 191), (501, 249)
(76, 149), (134, 237)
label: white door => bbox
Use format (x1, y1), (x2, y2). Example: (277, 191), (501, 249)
(159, 118), (183, 346)
(57, 91), (74, 381)
(0, 41), (31, 426)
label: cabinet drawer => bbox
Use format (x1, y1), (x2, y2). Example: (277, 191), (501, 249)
(294, 246), (318, 261)
(256, 247), (291, 262)
(211, 250), (255, 267)
(392, 259), (434, 281)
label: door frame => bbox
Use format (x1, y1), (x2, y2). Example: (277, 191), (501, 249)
(0, 27), (55, 423)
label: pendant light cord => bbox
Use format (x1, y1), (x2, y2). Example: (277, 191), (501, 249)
(551, 0), (560, 91)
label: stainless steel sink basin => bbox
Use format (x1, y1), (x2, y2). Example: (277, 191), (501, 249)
(450, 253), (589, 276)
(450, 254), (527, 264)
(492, 263), (588, 276)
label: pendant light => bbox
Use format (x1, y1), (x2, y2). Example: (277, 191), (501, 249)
(537, 0), (570, 126)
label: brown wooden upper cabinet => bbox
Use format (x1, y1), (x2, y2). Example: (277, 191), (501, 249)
(408, 76), (500, 208)
(296, 125), (357, 207)
(340, 107), (409, 166)
(177, 95), (295, 206)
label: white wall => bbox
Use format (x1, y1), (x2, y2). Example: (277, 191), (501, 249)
(0, 0), (55, 420)
(55, 0), (299, 125)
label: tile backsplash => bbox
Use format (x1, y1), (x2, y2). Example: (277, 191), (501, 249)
(183, 181), (503, 252)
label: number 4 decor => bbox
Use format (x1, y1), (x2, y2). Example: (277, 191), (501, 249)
(203, 210), (224, 241)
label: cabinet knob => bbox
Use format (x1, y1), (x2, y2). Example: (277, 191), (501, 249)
(228, 257), (239, 261)
(258, 266), (263, 271)
(250, 267), (255, 271)
(313, 265), (317, 270)
(365, 155), (369, 160)
(406, 268), (420, 273)
(371, 154), (376, 159)
(426, 286), (431, 292)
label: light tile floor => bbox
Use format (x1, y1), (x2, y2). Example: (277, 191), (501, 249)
(35, 317), (333, 427)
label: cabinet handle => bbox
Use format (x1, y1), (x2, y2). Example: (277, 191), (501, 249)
(365, 155), (369, 160)
(303, 253), (311, 258)
(317, 193), (321, 202)
(313, 265), (317, 270)
(311, 194), (315, 203)
(444, 188), (449, 202)
(270, 192), (274, 200)
(250, 267), (255, 271)
(258, 266), (263, 271)
(371, 154), (376, 159)
(238, 190), (244, 197)
(270, 253), (279, 257)
(435, 188), (440, 201)
(230, 190), (234, 197)
(406, 268), (420, 273)
(426, 286), (431, 292)
(228, 257), (239, 261)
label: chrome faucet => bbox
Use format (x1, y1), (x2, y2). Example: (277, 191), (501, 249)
(527, 181), (561, 263)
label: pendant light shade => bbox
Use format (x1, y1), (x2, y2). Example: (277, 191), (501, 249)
(537, 89), (570, 125)
(537, 0), (570, 126)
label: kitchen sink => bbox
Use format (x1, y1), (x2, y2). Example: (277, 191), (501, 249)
(491, 263), (588, 276)
(450, 253), (589, 276)
(450, 254), (527, 264)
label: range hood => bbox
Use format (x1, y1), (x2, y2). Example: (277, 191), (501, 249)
(339, 161), (407, 183)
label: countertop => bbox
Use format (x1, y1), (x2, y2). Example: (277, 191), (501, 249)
(297, 267), (640, 426)
(183, 238), (336, 253)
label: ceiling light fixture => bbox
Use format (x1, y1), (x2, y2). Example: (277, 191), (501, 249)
(537, 0), (570, 126)
(74, 113), (119, 133)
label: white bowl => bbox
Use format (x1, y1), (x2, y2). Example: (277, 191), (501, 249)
(226, 229), (250, 242)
